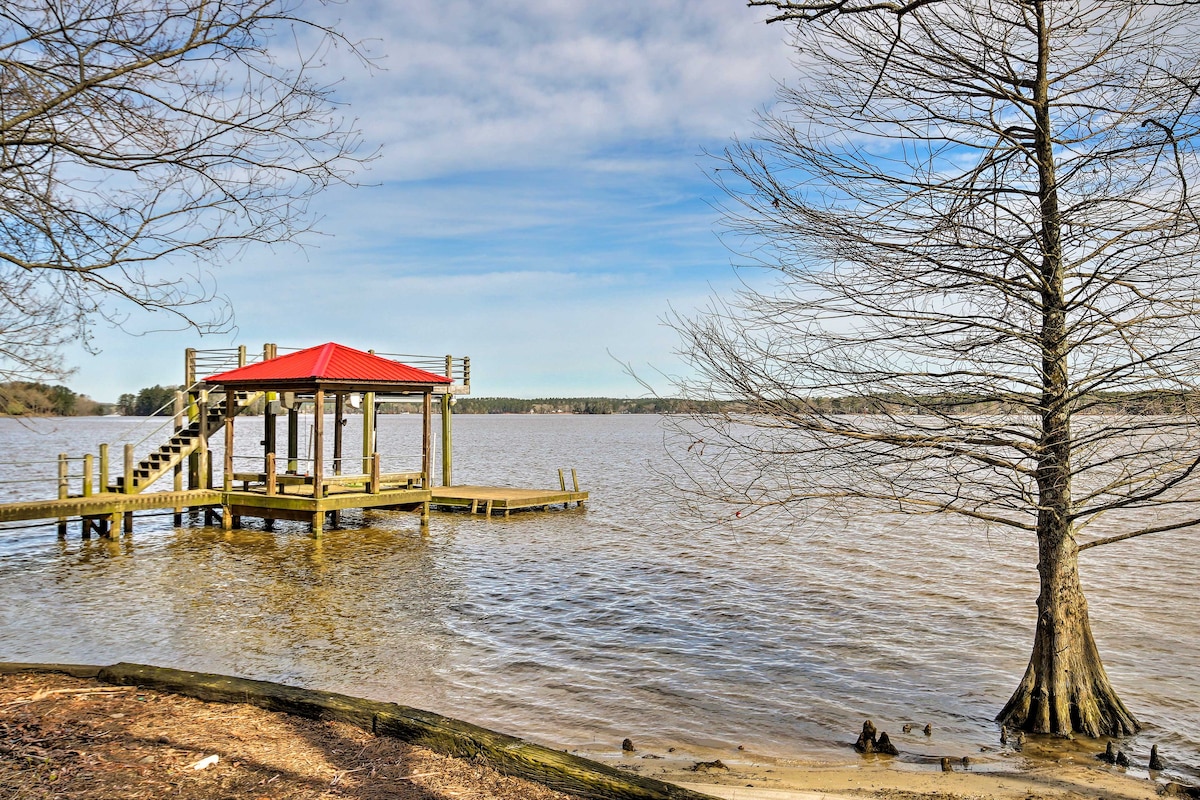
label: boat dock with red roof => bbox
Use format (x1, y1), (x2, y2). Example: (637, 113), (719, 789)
(0, 342), (587, 536)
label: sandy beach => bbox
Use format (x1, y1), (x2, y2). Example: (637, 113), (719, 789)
(0, 669), (1182, 800)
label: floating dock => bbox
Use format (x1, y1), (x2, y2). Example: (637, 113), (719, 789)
(430, 486), (587, 517)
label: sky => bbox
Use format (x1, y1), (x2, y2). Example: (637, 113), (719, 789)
(65, 1), (795, 402)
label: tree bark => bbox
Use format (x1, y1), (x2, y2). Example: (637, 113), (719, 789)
(997, 525), (1139, 736)
(995, 1), (1139, 739)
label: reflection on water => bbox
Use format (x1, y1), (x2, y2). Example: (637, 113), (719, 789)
(0, 415), (1197, 779)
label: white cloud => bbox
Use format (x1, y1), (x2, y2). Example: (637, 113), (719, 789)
(64, 1), (796, 401)
(319, 0), (791, 180)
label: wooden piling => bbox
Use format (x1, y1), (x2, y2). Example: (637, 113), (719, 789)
(99, 444), (109, 494)
(123, 444), (134, 495)
(361, 392), (375, 472)
(422, 391), (432, 490)
(333, 392), (344, 476)
(313, 389), (324, 499)
(56, 454), (68, 537)
(442, 355), (453, 486)
(287, 406), (299, 473)
(173, 391), (184, 524)
(223, 387), (234, 492)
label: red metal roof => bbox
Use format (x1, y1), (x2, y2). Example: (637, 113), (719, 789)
(205, 343), (452, 385)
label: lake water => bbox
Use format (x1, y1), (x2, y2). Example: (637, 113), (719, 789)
(0, 414), (1197, 779)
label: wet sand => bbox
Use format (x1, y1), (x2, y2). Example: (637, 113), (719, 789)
(575, 728), (1177, 800)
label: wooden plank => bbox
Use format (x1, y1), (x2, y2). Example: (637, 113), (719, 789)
(429, 485), (589, 513)
(96, 663), (716, 800)
(0, 490), (223, 524)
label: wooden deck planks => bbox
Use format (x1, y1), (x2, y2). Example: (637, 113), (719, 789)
(0, 484), (588, 530)
(430, 485), (588, 516)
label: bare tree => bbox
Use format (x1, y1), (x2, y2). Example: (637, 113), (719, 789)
(0, 0), (371, 382)
(672, 0), (1200, 737)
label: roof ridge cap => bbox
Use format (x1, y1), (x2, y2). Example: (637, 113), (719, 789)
(311, 342), (337, 377)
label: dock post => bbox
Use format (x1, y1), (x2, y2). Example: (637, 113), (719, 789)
(223, 385), (234, 492)
(173, 391), (184, 524)
(82, 453), (94, 497)
(264, 392), (277, 471)
(370, 452), (381, 494)
(184, 347), (197, 387)
(99, 443), (109, 493)
(571, 468), (580, 491)
(442, 355), (453, 487)
(109, 510), (122, 539)
(311, 511), (323, 538)
(266, 452), (277, 496)
(361, 392), (375, 472)
(287, 406), (299, 473)
(421, 391), (432, 490)
(121, 444), (135, 533)
(56, 454), (68, 537)
(558, 469), (566, 491)
(313, 389), (325, 499)
(123, 444), (134, 494)
(333, 393), (344, 476)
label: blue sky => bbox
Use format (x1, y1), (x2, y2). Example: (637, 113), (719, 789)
(66, 1), (793, 401)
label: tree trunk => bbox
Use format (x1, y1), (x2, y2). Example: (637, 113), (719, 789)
(997, 524), (1139, 737)
(997, 0), (1138, 740)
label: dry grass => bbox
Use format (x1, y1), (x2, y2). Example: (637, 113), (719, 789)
(0, 672), (582, 800)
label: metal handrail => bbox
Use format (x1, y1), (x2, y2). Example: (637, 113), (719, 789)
(114, 347), (266, 457)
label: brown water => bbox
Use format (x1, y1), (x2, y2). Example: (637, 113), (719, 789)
(0, 414), (1196, 778)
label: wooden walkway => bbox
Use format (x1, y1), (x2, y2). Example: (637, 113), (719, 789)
(0, 486), (430, 537)
(0, 483), (588, 534)
(430, 485), (588, 517)
(0, 490), (220, 525)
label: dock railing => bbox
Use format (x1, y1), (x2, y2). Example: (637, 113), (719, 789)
(272, 346), (470, 394)
(229, 452), (425, 497)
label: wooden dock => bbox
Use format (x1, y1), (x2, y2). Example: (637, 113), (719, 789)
(0, 343), (590, 537)
(0, 486), (431, 537)
(430, 485), (588, 517)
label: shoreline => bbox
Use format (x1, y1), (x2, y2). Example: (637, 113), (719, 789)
(567, 732), (1178, 800)
(1, 662), (1185, 800)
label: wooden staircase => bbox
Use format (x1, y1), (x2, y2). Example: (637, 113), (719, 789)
(108, 390), (264, 493)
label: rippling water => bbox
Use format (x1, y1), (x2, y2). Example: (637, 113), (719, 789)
(0, 414), (1196, 778)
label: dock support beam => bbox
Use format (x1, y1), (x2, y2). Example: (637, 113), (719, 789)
(333, 393), (344, 476)
(421, 392), (432, 490)
(313, 389), (324, 500)
(123, 444), (134, 494)
(56, 454), (68, 537)
(361, 392), (375, 473)
(223, 386), (234, 492)
(287, 405), (299, 473)
(174, 391), (184, 525)
(99, 444), (109, 494)
(442, 354), (453, 487)
(441, 393), (453, 486)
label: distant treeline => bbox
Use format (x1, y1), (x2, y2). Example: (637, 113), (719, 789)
(0, 383), (110, 416)
(24, 382), (1196, 419)
(445, 397), (726, 414)
(116, 385), (183, 416)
